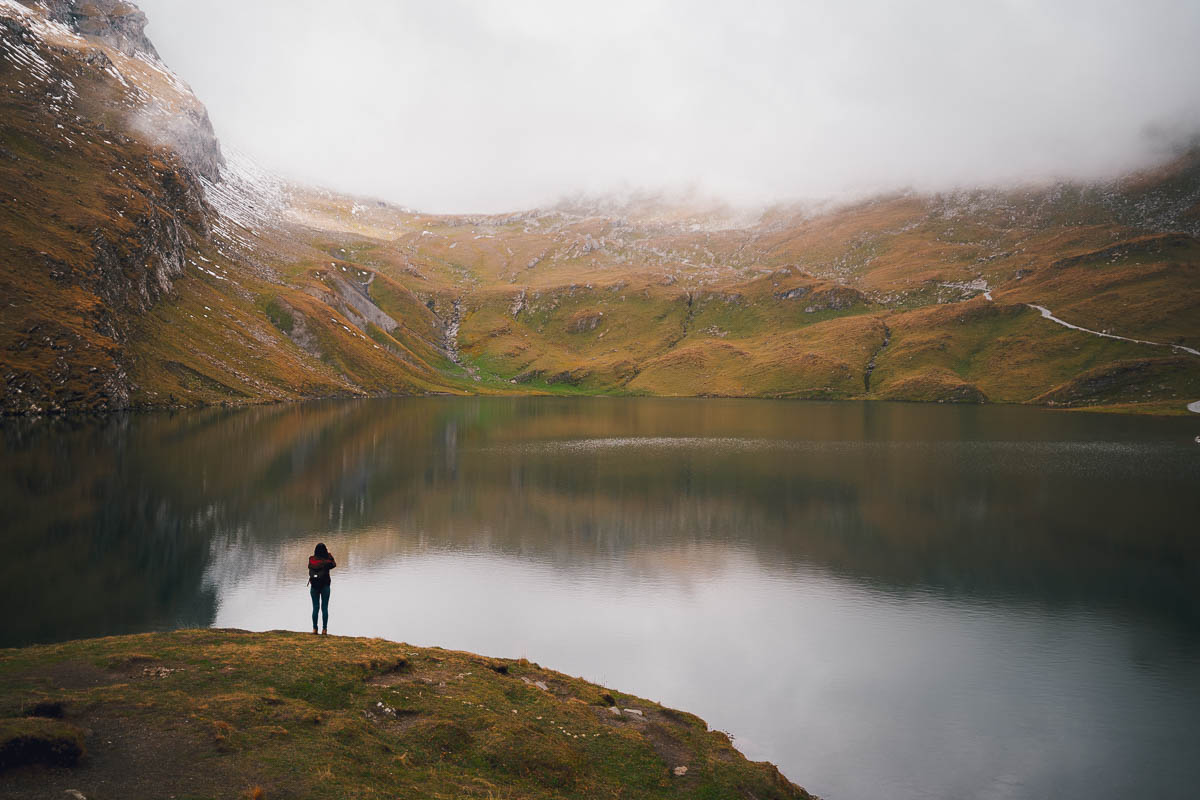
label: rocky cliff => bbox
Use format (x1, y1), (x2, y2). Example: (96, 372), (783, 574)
(31, 0), (158, 56)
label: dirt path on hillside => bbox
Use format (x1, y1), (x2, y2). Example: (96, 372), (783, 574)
(1026, 304), (1200, 415)
(1027, 304), (1200, 357)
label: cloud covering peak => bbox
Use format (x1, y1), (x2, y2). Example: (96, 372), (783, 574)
(138, 0), (1200, 213)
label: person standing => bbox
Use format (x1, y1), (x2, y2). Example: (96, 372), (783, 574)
(308, 543), (336, 635)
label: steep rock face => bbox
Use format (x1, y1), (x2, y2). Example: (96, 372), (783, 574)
(27, 0), (159, 58)
(19, 0), (224, 181)
(147, 103), (224, 182)
(89, 157), (209, 315)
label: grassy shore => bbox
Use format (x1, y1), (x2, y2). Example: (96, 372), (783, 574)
(0, 630), (812, 799)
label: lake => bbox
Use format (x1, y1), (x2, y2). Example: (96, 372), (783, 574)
(2, 397), (1198, 799)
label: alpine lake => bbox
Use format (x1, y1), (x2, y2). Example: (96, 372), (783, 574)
(2, 397), (1198, 800)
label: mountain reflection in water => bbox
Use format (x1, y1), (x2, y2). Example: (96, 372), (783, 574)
(3, 397), (1199, 799)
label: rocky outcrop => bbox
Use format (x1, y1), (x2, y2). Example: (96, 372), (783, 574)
(91, 159), (209, 314)
(19, 0), (225, 181)
(774, 286), (810, 301)
(144, 104), (226, 183)
(802, 286), (866, 313)
(314, 270), (403, 336)
(30, 0), (159, 57)
(566, 310), (604, 333)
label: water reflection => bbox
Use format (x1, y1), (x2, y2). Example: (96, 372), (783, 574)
(3, 398), (1199, 799)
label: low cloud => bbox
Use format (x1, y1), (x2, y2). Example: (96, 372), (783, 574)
(138, 0), (1200, 213)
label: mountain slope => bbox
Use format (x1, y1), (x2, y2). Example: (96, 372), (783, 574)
(0, 0), (469, 414)
(283, 171), (1200, 411)
(2, 0), (1198, 415)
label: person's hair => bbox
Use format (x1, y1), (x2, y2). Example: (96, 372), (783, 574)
(314, 542), (330, 558)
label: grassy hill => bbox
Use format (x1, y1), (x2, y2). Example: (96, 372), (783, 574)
(2, 0), (1198, 415)
(277, 177), (1200, 412)
(0, 630), (811, 799)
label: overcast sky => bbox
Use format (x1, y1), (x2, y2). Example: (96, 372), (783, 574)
(136, 0), (1200, 214)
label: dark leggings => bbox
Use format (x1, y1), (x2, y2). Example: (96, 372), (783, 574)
(310, 583), (330, 630)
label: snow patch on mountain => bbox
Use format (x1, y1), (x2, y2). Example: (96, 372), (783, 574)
(202, 148), (284, 230)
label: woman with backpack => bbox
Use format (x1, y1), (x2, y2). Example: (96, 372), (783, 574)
(308, 543), (336, 635)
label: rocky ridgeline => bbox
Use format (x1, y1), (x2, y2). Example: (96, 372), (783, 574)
(31, 0), (158, 57)
(13, 0), (224, 182)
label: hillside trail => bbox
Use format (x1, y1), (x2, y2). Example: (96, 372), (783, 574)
(1023, 304), (1200, 415)
(967, 279), (1197, 357)
(973, 283), (1199, 412)
(1025, 304), (1200, 357)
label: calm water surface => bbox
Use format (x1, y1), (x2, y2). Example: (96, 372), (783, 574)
(3, 398), (1199, 799)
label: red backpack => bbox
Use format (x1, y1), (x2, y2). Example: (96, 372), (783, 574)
(308, 556), (333, 587)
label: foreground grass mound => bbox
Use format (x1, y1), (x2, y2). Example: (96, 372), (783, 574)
(0, 630), (811, 799)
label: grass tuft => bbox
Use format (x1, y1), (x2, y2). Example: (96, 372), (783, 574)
(0, 717), (85, 770)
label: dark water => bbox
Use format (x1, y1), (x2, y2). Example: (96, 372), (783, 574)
(3, 398), (1199, 799)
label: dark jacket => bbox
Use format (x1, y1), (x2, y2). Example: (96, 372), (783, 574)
(308, 555), (336, 588)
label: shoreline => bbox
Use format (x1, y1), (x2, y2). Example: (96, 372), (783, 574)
(3, 390), (1198, 421)
(0, 629), (813, 799)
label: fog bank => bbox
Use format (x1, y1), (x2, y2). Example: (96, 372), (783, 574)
(137, 0), (1200, 213)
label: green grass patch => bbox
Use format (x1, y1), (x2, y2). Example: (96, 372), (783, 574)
(263, 297), (295, 335)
